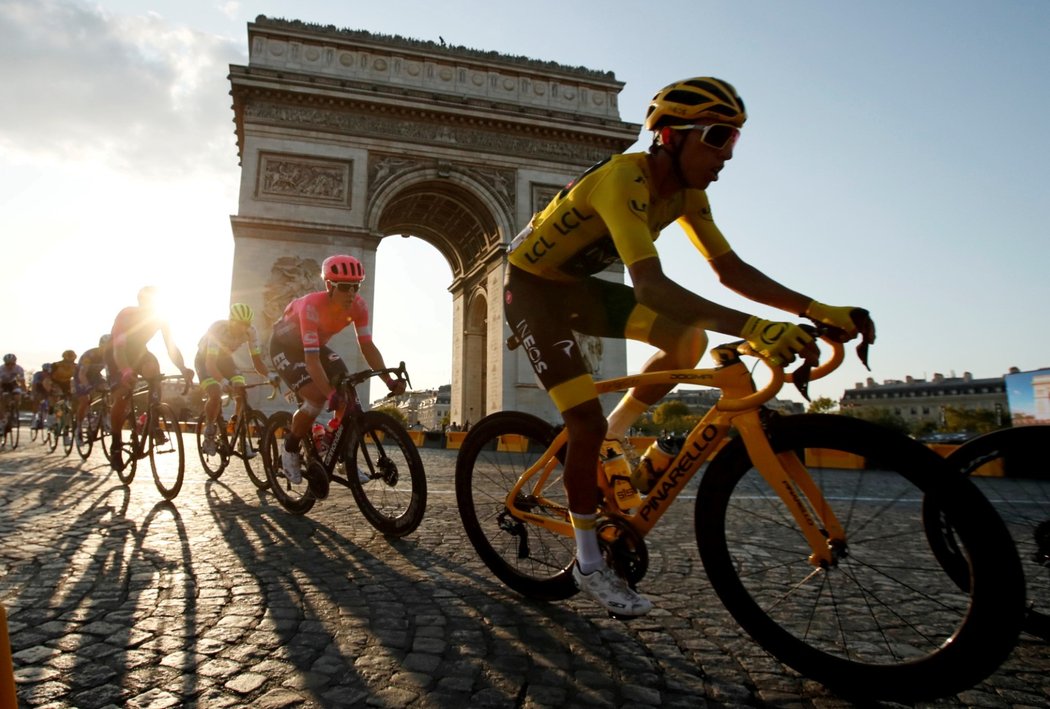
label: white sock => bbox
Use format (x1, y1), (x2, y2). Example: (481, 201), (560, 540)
(570, 512), (603, 573)
(606, 393), (649, 442)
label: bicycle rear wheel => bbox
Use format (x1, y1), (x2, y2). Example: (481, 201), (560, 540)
(262, 411), (315, 515)
(696, 414), (1024, 702)
(114, 410), (141, 484)
(345, 411), (427, 537)
(240, 410), (270, 490)
(196, 413), (229, 479)
(149, 403), (185, 500)
(455, 411), (576, 601)
(60, 407), (75, 457)
(929, 426), (1050, 640)
(3, 410), (18, 450)
(46, 416), (60, 453)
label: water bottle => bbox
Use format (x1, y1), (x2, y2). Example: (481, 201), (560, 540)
(312, 423), (330, 457)
(602, 446), (642, 511)
(631, 435), (682, 494)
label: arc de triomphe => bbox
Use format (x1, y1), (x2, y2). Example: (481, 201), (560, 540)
(228, 16), (639, 422)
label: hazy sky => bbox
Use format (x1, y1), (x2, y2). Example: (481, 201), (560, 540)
(2, 0), (1048, 406)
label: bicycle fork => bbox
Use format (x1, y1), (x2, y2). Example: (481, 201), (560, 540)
(735, 415), (846, 568)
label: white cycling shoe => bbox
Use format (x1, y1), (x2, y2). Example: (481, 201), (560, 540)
(281, 449), (303, 484)
(572, 563), (653, 618)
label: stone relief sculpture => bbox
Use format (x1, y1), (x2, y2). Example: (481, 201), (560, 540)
(576, 332), (604, 377)
(262, 256), (321, 341)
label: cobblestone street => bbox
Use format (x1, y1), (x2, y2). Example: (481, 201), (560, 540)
(1, 438), (1048, 708)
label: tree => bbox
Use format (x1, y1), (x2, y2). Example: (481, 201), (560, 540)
(652, 400), (691, 425)
(807, 396), (838, 414)
(373, 404), (406, 425)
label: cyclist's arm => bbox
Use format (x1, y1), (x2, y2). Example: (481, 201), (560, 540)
(359, 339), (404, 393)
(629, 256), (753, 336)
(708, 250), (812, 316)
(249, 352), (270, 377)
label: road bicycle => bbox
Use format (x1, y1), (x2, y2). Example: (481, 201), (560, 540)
(924, 424), (1050, 640)
(29, 398), (48, 443)
(262, 362), (427, 538)
(45, 395), (75, 457)
(112, 374), (190, 501)
(75, 387), (113, 462)
(454, 333), (1026, 702)
(0, 391), (20, 450)
(195, 378), (280, 490)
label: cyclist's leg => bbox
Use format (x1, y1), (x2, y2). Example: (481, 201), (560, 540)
(505, 267), (651, 617)
(269, 340), (320, 482)
(607, 304), (708, 442)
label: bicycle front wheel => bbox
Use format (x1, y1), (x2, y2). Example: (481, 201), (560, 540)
(455, 411), (576, 602)
(262, 411), (315, 515)
(114, 410), (140, 484)
(196, 413), (229, 479)
(240, 410), (270, 490)
(934, 426), (1050, 640)
(75, 406), (98, 460)
(149, 403), (185, 500)
(345, 411), (427, 537)
(696, 414), (1024, 702)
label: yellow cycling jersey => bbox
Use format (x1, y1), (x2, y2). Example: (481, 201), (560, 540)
(507, 152), (732, 282)
(50, 360), (76, 385)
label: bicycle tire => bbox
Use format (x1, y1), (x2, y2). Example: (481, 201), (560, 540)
(695, 413), (1024, 702)
(75, 406), (98, 460)
(262, 411), (315, 515)
(29, 414), (38, 442)
(927, 425), (1050, 640)
(196, 413), (229, 479)
(240, 410), (270, 490)
(61, 405), (75, 457)
(114, 410), (140, 484)
(46, 417), (60, 453)
(3, 409), (18, 450)
(455, 411), (576, 601)
(346, 410), (427, 537)
(98, 404), (113, 464)
(150, 403), (185, 500)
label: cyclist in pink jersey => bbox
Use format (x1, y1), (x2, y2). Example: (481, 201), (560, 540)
(269, 254), (407, 482)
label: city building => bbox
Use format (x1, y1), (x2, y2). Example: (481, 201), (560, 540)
(840, 371), (1009, 427)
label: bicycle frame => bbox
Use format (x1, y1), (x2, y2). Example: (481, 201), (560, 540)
(506, 341), (847, 567)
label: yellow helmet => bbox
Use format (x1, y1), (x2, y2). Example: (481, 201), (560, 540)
(229, 303), (254, 323)
(644, 77), (747, 131)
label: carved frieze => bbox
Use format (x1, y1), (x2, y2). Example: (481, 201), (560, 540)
(262, 256), (320, 336)
(245, 101), (613, 166)
(257, 152), (351, 207)
(367, 152), (514, 213)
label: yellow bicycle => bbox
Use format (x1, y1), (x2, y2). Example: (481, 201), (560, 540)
(454, 333), (1025, 701)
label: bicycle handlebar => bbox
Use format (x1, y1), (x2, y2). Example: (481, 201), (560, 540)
(335, 361), (412, 393)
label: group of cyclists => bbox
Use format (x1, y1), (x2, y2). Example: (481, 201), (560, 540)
(3, 76), (874, 621)
(1, 255), (406, 482)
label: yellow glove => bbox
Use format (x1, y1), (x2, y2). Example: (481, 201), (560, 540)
(740, 316), (814, 366)
(802, 300), (869, 340)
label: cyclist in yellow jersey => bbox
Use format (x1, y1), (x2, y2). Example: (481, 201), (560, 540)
(195, 303), (279, 456)
(505, 77), (875, 617)
(49, 350), (77, 400)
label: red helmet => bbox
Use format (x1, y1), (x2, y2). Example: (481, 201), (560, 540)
(322, 255), (365, 283)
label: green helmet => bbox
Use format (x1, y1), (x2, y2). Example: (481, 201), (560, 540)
(229, 303), (254, 323)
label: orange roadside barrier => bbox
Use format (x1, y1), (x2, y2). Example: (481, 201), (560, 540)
(0, 604), (16, 709)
